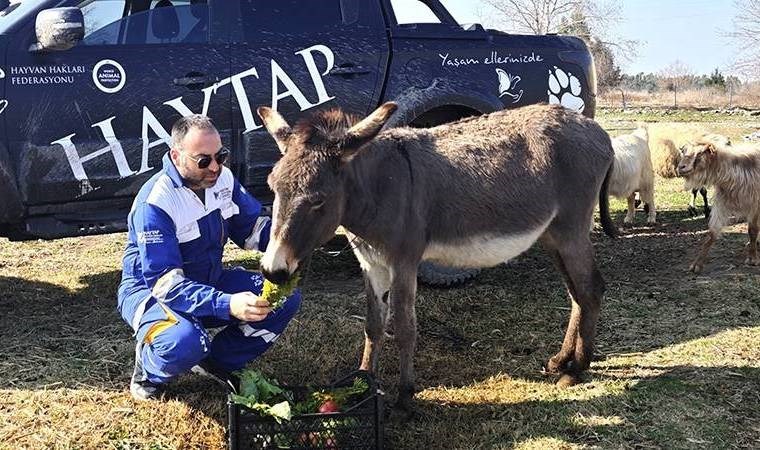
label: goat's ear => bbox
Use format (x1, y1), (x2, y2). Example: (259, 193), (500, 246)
(257, 107), (292, 155)
(702, 142), (717, 155)
(340, 102), (398, 162)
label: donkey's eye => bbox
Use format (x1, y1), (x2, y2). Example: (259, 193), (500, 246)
(310, 198), (325, 210)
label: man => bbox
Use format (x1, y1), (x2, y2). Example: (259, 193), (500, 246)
(118, 114), (301, 401)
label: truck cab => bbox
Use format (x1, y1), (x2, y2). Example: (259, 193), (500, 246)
(0, 0), (595, 241)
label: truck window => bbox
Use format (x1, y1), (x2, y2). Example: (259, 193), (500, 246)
(389, 0), (441, 24)
(78, 0), (209, 45)
(239, 0), (342, 39)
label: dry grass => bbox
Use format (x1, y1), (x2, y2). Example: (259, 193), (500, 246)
(1, 112), (759, 449)
(599, 86), (760, 110)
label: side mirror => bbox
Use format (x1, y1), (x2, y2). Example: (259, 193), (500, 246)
(32, 7), (84, 52)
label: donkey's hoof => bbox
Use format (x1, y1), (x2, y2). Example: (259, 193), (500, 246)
(689, 262), (704, 273)
(556, 373), (580, 388)
(391, 397), (417, 421)
(544, 355), (571, 375)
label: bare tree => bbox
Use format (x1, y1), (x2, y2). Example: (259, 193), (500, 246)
(659, 60), (693, 108)
(728, 0), (760, 78)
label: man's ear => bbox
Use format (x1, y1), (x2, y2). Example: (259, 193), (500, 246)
(340, 102), (398, 162)
(169, 147), (181, 165)
(257, 107), (292, 155)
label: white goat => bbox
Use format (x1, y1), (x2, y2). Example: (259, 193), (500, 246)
(609, 127), (656, 224)
(678, 139), (760, 272)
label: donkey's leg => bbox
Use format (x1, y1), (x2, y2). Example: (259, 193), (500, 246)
(389, 263), (419, 413)
(544, 247), (580, 374)
(359, 264), (391, 373)
(553, 236), (605, 386)
(690, 205), (727, 273)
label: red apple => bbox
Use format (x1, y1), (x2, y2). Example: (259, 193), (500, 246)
(318, 399), (340, 413)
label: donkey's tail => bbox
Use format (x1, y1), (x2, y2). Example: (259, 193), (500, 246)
(599, 161), (617, 238)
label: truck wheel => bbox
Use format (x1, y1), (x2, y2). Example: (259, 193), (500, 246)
(417, 261), (481, 287)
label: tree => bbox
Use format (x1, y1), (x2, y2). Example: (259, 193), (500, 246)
(705, 68), (726, 88)
(659, 60), (693, 108)
(728, 0), (760, 78)
(558, 8), (621, 92)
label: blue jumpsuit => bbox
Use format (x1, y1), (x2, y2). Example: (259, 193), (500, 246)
(118, 153), (300, 384)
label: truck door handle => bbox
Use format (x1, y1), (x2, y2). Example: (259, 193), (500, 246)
(328, 64), (371, 77)
(173, 73), (218, 89)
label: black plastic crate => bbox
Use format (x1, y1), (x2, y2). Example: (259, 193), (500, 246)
(227, 371), (384, 450)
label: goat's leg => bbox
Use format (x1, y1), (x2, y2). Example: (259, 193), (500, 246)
(389, 265), (418, 414)
(690, 230), (718, 273)
(640, 185), (657, 224)
(700, 187), (710, 219)
(545, 248), (580, 374)
(553, 237), (605, 387)
(359, 265), (391, 373)
(688, 189), (699, 217)
(624, 193), (636, 224)
(746, 219), (760, 266)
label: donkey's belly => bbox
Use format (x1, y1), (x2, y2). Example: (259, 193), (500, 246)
(422, 220), (551, 268)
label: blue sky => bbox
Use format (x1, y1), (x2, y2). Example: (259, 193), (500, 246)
(396, 0), (740, 76)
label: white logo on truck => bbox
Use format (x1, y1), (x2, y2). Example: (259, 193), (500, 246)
(93, 59), (126, 93)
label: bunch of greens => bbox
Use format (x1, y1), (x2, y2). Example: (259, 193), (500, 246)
(261, 274), (301, 309)
(230, 369), (293, 423)
(293, 377), (369, 414)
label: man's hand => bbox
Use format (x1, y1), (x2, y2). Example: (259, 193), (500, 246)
(230, 292), (272, 322)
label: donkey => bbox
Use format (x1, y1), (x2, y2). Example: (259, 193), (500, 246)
(257, 102), (617, 413)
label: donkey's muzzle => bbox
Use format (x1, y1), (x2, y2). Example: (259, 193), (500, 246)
(262, 267), (291, 285)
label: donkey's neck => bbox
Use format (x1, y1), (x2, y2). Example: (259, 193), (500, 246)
(341, 137), (416, 241)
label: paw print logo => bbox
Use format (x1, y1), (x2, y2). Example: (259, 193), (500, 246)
(548, 66), (585, 113)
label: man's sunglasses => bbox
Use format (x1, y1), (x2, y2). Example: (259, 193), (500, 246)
(185, 148), (230, 169)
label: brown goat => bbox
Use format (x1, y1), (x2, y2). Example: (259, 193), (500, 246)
(678, 140), (760, 272)
(257, 102), (616, 413)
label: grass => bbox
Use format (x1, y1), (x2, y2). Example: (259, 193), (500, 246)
(1, 110), (759, 449)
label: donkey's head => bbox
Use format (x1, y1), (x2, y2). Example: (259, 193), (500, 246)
(256, 102), (398, 284)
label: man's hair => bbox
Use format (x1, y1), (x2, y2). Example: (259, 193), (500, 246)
(171, 115), (217, 149)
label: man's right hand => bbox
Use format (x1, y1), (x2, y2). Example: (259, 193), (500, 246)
(229, 292), (272, 322)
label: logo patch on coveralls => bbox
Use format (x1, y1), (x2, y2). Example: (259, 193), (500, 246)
(213, 187), (232, 201)
(137, 230), (164, 244)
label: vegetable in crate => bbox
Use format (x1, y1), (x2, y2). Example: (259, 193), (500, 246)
(294, 377), (369, 414)
(230, 368), (293, 423)
(261, 274), (300, 309)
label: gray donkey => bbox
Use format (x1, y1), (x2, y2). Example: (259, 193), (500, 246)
(257, 102), (616, 413)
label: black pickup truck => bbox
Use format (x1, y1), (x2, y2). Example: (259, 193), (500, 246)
(0, 0), (595, 278)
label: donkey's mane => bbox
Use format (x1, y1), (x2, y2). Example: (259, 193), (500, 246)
(292, 108), (360, 149)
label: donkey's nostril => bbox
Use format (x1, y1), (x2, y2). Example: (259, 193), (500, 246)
(262, 268), (290, 285)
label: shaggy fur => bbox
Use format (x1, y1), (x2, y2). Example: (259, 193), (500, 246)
(650, 131), (730, 218)
(609, 127), (656, 224)
(678, 139), (760, 272)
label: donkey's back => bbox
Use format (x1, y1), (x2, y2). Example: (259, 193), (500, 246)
(380, 104), (615, 261)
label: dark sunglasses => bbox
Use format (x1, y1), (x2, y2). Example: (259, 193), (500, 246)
(185, 147), (229, 169)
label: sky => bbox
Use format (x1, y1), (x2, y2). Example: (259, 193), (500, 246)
(396, 0), (741, 76)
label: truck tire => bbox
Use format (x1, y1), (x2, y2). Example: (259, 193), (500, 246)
(417, 261), (481, 287)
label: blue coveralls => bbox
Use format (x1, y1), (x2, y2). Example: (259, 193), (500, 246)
(118, 153), (300, 384)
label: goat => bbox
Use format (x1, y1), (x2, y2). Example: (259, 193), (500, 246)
(609, 127), (656, 224)
(678, 139), (760, 272)
(650, 132), (730, 218)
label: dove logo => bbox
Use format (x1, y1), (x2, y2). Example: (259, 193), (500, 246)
(496, 69), (523, 104)
(548, 66), (585, 113)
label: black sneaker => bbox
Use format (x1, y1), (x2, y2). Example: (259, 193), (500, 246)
(130, 343), (162, 401)
(191, 359), (239, 392)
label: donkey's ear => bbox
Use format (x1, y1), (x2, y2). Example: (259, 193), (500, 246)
(257, 107), (292, 155)
(701, 142), (717, 155)
(341, 102), (398, 161)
